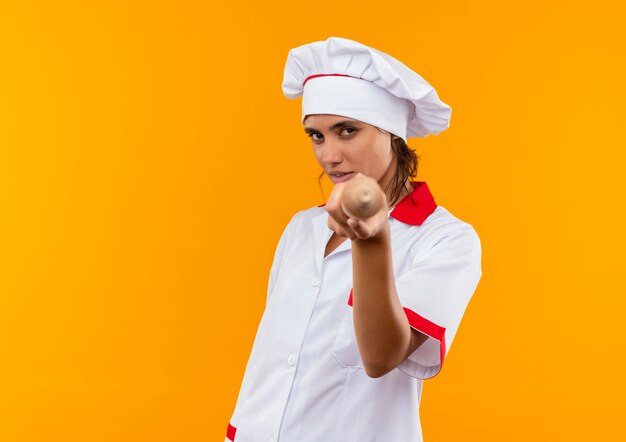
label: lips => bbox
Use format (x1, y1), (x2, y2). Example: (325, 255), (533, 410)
(329, 171), (355, 183)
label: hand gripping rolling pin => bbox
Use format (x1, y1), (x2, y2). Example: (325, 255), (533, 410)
(340, 174), (385, 220)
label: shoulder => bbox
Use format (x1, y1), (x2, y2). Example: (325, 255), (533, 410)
(284, 205), (326, 229)
(399, 205), (481, 261)
(294, 204), (326, 220)
(274, 205), (326, 242)
(422, 206), (480, 239)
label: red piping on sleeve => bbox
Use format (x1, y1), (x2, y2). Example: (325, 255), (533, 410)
(226, 422), (236, 441)
(347, 288), (447, 365)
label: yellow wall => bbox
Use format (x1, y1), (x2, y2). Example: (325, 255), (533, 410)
(1, 1), (624, 440)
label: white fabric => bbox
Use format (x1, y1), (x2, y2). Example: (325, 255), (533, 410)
(282, 36), (452, 142)
(226, 204), (482, 441)
(301, 75), (412, 143)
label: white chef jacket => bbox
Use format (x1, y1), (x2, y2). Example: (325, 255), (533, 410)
(225, 181), (482, 442)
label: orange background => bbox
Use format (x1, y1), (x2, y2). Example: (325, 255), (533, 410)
(1, 1), (625, 441)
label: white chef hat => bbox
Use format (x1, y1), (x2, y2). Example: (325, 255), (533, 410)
(282, 36), (452, 142)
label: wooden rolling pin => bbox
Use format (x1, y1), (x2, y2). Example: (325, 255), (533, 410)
(340, 174), (385, 219)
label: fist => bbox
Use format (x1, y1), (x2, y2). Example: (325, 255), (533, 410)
(325, 172), (389, 241)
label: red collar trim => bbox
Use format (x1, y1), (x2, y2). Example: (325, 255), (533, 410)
(318, 181), (437, 226)
(390, 181), (437, 226)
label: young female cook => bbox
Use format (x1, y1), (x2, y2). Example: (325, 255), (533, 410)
(225, 36), (483, 442)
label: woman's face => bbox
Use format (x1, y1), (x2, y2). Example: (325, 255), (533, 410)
(303, 114), (397, 190)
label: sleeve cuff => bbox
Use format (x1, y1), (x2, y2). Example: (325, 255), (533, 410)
(347, 290), (447, 380)
(398, 306), (447, 380)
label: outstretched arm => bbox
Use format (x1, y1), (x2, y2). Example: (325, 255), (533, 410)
(325, 174), (429, 378)
(351, 223), (429, 378)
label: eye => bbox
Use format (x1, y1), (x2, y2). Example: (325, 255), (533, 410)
(308, 132), (324, 141)
(341, 127), (357, 136)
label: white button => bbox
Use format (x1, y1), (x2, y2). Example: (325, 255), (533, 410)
(311, 276), (320, 287)
(287, 354), (296, 366)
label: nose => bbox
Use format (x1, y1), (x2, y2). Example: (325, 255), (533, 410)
(319, 138), (343, 166)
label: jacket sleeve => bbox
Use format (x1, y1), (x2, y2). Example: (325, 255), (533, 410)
(394, 222), (483, 380)
(266, 216), (295, 306)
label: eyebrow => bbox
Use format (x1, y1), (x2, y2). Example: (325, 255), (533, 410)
(303, 120), (363, 134)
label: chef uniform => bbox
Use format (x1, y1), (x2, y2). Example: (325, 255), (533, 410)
(225, 37), (483, 442)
